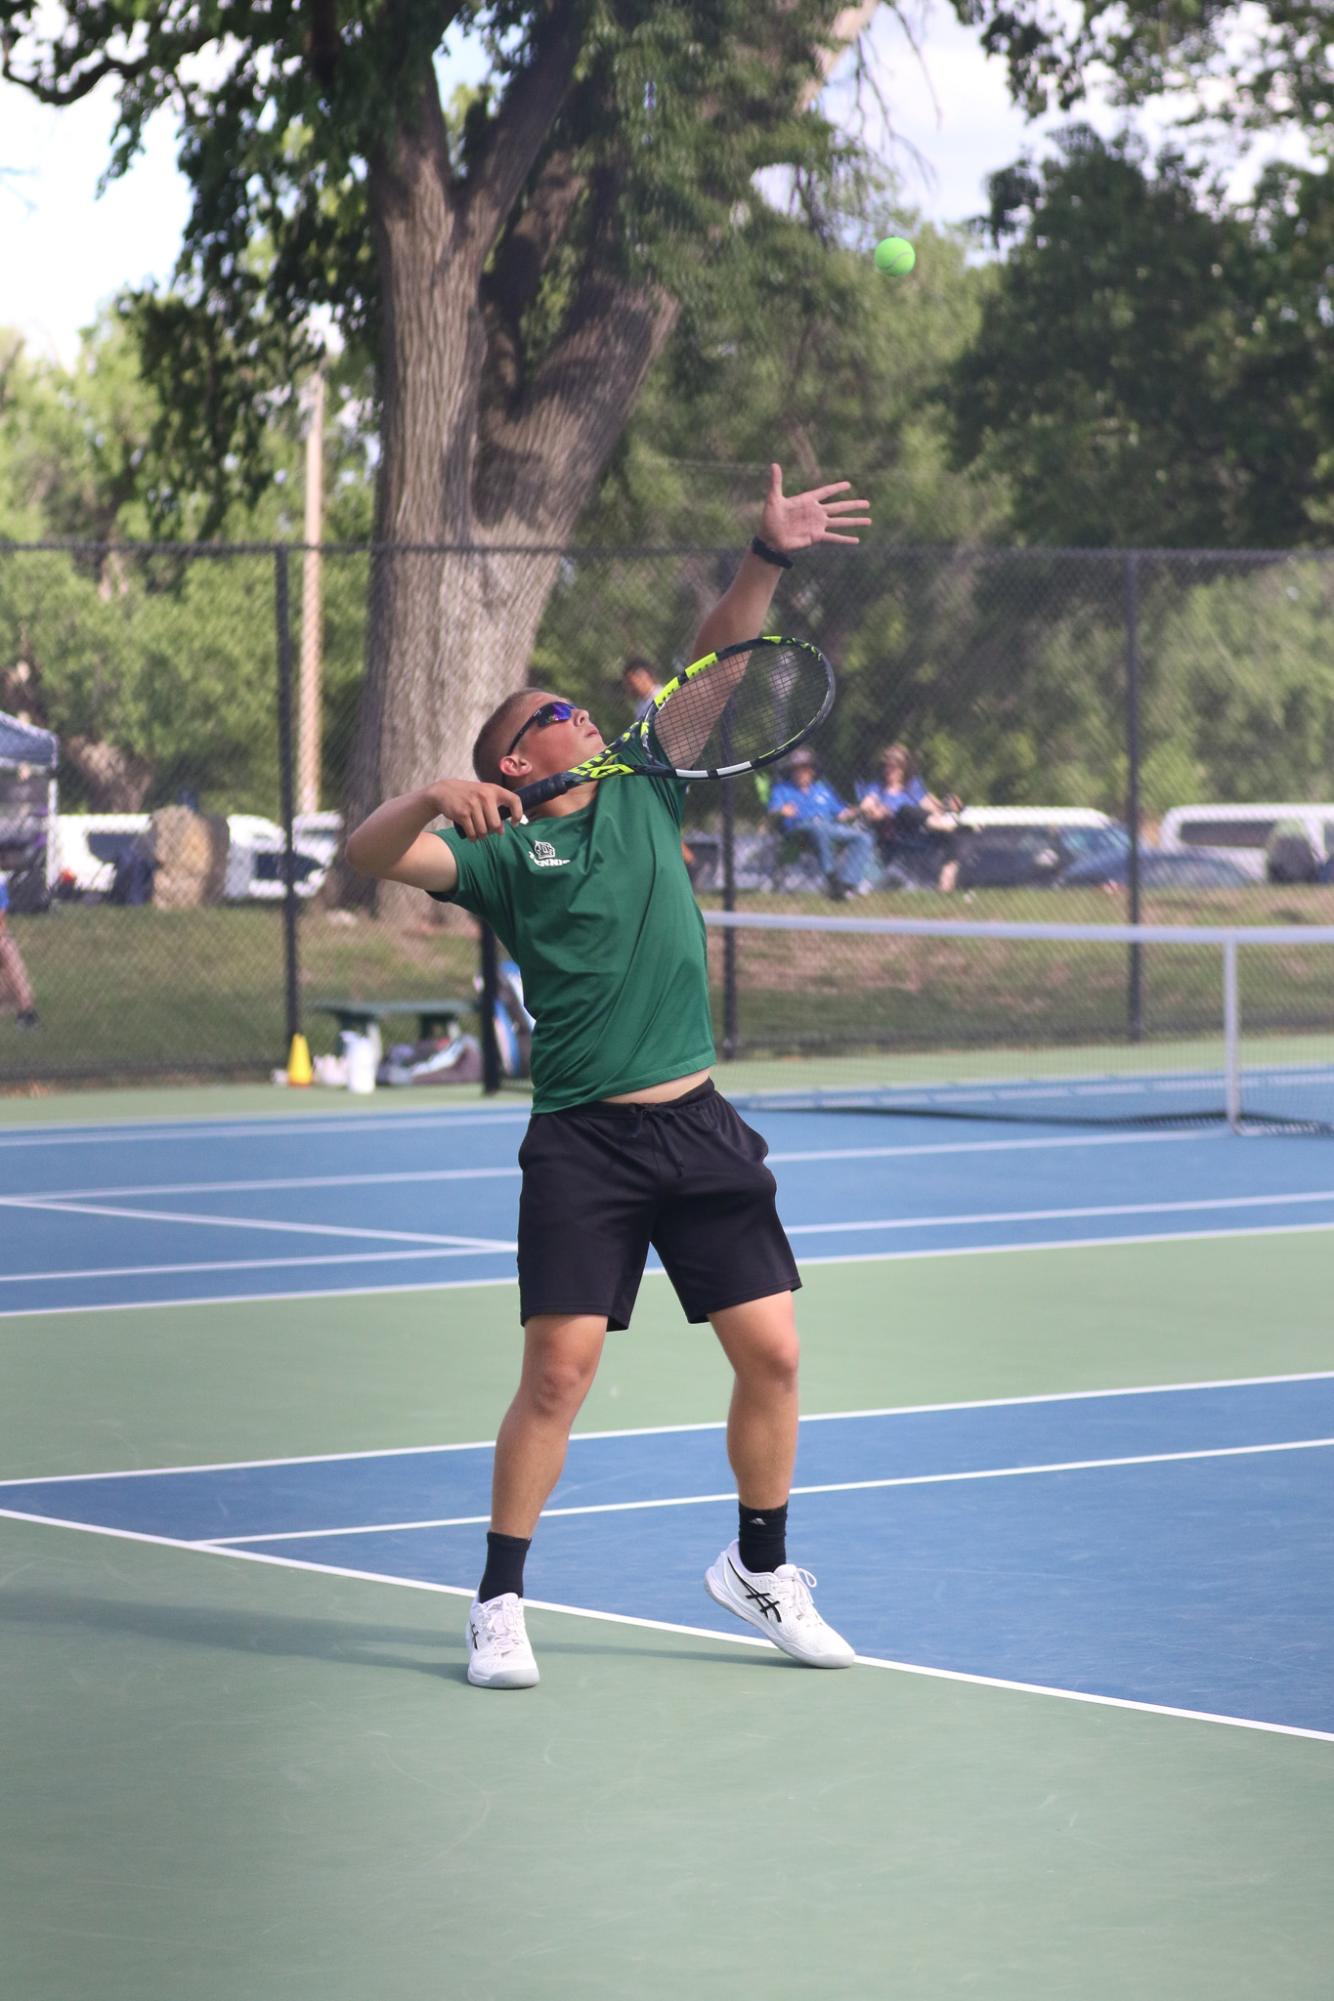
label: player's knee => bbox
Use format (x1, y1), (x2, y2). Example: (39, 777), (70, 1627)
(736, 1329), (800, 1394)
(526, 1354), (597, 1422)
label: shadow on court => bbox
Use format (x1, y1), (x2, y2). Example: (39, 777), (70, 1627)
(0, 1583), (792, 1680)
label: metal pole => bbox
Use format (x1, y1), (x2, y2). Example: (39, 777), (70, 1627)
(298, 370), (325, 817)
(720, 773), (739, 1061)
(274, 547), (302, 1052)
(479, 923), (501, 1096)
(1124, 551), (1144, 1042)
(1223, 936), (1241, 1131)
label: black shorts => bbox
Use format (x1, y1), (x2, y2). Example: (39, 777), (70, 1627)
(516, 1081), (800, 1331)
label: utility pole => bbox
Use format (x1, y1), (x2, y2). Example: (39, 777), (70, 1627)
(298, 369), (325, 817)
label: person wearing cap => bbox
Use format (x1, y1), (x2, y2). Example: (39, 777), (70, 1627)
(621, 657), (664, 722)
(766, 749), (875, 900)
(857, 742), (962, 892)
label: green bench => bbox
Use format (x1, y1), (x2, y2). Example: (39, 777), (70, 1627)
(311, 998), (473, 1044)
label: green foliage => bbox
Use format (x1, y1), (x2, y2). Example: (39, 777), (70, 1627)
(1139, 558), (1334, 806)
(944, 127), (1334, 549)
(0, 318), (376, 809)
(955, 0), (1334, 135)
(0, 0), (879, 528)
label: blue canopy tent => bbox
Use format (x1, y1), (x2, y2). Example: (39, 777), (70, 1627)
(0, 710), (59, 911)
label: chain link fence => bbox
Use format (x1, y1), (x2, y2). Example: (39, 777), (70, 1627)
(1, 539), (1332, 1089)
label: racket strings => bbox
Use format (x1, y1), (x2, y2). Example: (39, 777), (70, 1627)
(649, 643), (829, 773)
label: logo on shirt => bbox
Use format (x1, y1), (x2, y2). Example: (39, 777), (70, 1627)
(528, 839), (569, 869)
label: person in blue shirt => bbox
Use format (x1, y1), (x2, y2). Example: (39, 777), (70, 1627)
(767, 747), (875, 899)
(857, 742), (962, 892)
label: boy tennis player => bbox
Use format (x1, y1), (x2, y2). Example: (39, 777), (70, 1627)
(347, 463), (870, 1687)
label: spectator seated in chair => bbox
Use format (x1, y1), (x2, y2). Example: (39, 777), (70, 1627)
(766, 748), (875, 900)
(857, 742), (962, 893)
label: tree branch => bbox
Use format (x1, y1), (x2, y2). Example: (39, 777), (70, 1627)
(476, 260), (680, 536)
(1, 19), (217, 108)
(462, 0), (584, 268)
(479, 144), (586, 406)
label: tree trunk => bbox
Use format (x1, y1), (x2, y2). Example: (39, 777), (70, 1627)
(341, 2), (873, 921)
(344, 90), (680, 919)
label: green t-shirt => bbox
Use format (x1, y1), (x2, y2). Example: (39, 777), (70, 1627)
(432, 770), (715, 1111)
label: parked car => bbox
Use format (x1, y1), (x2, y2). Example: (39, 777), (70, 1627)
(292, 810), (344, 870)
(1158, 803), (1334, 883)
(51, 814), (153, 897)
(222, 814), (328, 900)
(1057, 850), (1253, 891)
(955, 808), (1128, 890)
(52, 811), (329, 902)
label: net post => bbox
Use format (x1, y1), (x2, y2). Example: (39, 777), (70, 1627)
(1223, 934), (1241, 1131)
(273, 545), (302, 1056)
(1123, 551), (1144, 1043)
(479, 923), (502, 1096)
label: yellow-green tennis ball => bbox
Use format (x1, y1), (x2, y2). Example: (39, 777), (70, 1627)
(874, 236), (916, 276)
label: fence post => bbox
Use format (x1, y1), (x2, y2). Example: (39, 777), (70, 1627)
(273, 546), (302, 1055)
(1124, 550), (1144, 1043)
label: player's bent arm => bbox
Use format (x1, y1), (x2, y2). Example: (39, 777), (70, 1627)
(345, 780), (523, 894)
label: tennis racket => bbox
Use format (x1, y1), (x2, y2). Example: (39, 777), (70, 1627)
(516, 635), (835, 812)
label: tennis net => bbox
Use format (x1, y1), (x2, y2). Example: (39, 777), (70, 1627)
(704, 911), (1334, 1132)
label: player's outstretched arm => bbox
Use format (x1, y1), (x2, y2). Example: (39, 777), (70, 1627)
(345, 780), (523, 892)
(691, 462), (872, 658)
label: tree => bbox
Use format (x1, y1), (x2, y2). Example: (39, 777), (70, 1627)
(954, 0), (1332, 133)
(0, 313), (380, 808)
(943, 127), (1334, 548)
(1, 0), (878, 907)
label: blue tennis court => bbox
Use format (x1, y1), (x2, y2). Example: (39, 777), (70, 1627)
(3, 1090), (1332, 2000)
(4, 1101), (1334, 1315)
(6, 1374), (1333, 1736)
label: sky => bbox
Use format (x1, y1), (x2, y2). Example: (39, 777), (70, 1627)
(0, 5), (1313, 366)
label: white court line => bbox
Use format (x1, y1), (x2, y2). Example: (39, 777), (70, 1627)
(785, 1188), (1334, 1237)
(0, 1108), (530, 1150)
(0, 1167), (524, 1204)
(3, 1195), (507, 1252)
(0, 1245), (513, 1287)
(10, 1190), (1334, 1289)
(5, 1367), (1331, 1488)
(1, 1505), (1330, 1746)
(0, 1127), (1228, 1206)
(3, 1217), (1333, 1319)
(200, 1436), (1334, 1544)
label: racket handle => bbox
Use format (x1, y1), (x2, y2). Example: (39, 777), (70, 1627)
(516, 770), (581, 810)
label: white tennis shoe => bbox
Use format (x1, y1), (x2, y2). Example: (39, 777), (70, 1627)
(466, 1592), (540, 1688)
(705, 1541), (855, 1668)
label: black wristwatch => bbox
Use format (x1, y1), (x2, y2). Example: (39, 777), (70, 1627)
(750, 536), (793, 570)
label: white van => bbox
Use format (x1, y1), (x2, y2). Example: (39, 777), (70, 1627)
(222, 814), (329, 900)
(52, 812), (329, 901)
(1158, 804), (1334, 882)
(955, 806), (1126, 890)
(51, 814), (152, 895)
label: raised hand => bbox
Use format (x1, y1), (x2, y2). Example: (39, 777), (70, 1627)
(760, 462), (872, 552)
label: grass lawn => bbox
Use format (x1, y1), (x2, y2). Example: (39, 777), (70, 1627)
(2, 883), (1331, 1091)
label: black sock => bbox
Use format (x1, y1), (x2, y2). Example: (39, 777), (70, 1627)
(738, 1501), (788, 1575)
(478, 1530), (531, 1603)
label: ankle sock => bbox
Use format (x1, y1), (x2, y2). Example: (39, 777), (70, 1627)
(478, 1530), (531, 1603)
(738, 1501), (788, 1575)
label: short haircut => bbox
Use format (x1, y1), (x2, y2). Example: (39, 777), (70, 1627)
(622, 656), (656, 683)
(473, 689), (545, 786)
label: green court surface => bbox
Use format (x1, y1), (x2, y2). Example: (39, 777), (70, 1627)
(2, 1083), (1332, 2000)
